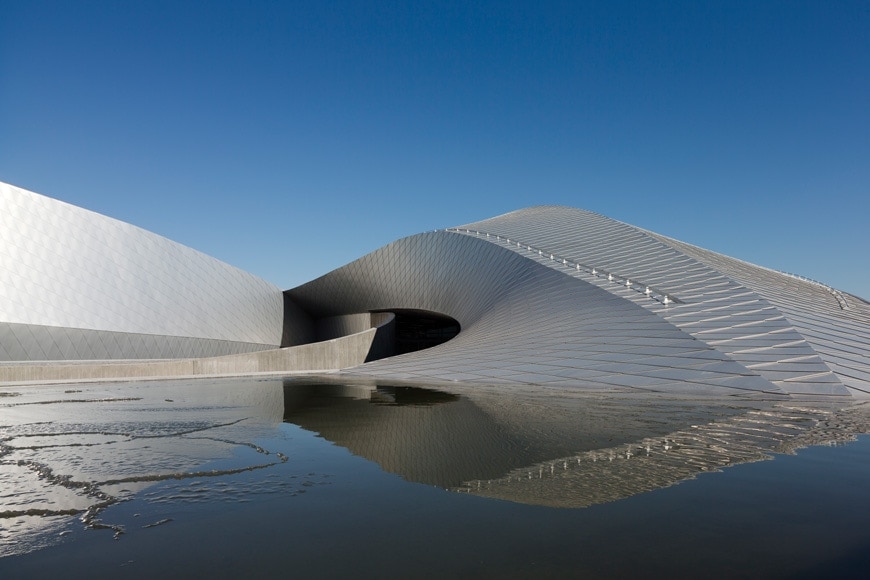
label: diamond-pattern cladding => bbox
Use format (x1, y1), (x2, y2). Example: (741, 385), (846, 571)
(1, 182), (283, 360)
(3, 185), (866, 398)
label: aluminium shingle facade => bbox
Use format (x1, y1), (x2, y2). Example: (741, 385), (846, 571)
(291, 207), (870, 398)
(2, 182), (868, 398)
(0, 182), (284, 360)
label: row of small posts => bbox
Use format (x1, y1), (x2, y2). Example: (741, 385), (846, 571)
(446, 227), (675, 306)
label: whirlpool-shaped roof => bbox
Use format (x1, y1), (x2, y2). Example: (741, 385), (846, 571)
(289, 206), (870, 398)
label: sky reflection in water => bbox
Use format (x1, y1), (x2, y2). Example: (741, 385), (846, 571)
(2, 377), (870, 578)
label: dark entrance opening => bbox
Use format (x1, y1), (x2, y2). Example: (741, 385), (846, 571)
(376, 309), (460, 355)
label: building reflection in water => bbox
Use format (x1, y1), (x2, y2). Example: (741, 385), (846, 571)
(2, 376), (869, 558)
(282, 378), (870, 508)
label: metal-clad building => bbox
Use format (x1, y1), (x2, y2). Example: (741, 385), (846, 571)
(2, 183), (868, 398)
(291, 206), (870, 398)
(0, 182), (284, 360)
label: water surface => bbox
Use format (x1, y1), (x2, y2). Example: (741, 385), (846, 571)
(2, 377), (869, 578)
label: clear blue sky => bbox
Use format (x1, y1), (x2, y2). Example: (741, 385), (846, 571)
(2, 1), (868, 298)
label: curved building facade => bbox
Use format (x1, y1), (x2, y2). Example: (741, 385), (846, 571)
(0, 182), (284, 360)
(2, 182), (868, 398)
(290, 207), (870, 398)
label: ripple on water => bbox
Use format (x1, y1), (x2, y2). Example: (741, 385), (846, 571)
(140, 471), (331, 505)
(0, 462), (95, 513)
(5, 433), (131, 449)
(0, 379), (291, 557)
(0, 514), (74, 558)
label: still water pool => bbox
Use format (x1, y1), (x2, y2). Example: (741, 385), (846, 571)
(1, 377), (869, 578)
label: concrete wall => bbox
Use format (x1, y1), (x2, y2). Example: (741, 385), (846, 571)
(316, 313), (376, 341)
(0, 313), (396, 385)
(366, 312), (395, 362)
